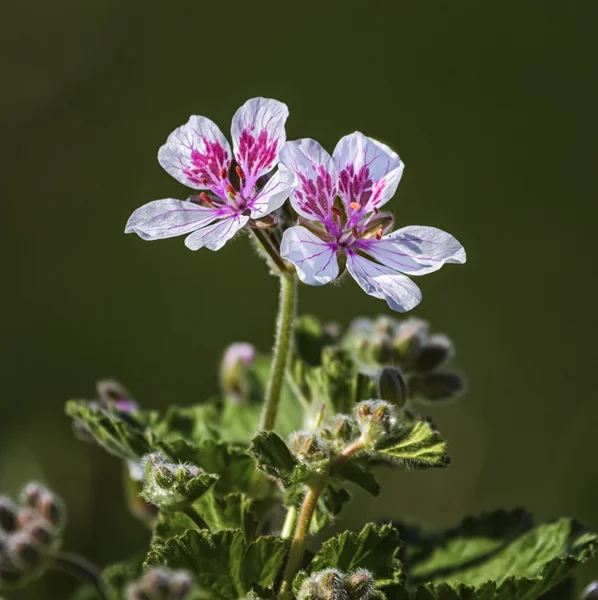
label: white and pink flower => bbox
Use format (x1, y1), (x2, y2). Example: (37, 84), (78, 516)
(125, 98), (296, 251)
(279, 132), (465, 312)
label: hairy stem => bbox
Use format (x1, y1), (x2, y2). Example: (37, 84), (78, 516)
(251, 227), (289, 274)
(278, 439), (366, 598)
(183, 506), (209, 530)
(51, 552), (108, 600)
(281, 505), (298, 540)
(260, 274), (297, 431)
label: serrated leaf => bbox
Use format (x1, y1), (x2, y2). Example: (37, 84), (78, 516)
(307, 522), (402, 587)
(336, 460), (381, 496)
(151, 511), (195, 546)
(243, 536), (288, 591)
(194, 491), (257, 543)
(397, 510), (597, 600)
(373, 420), (449, 469)
(66, 400), (151, 460)
(250, 432), (298, 483)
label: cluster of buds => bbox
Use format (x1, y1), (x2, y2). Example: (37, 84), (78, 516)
(126, 567), (193, 600)
(0, 483), (65, 590)
(141, 452), (217, 512)
(319, 415), (360, 451)
(288, 431), (330, 465)
(345, 316), (464, 404)
(219, 342), (256, 404)
(298, 568), (375, 600)
(354, 401), (397, 448)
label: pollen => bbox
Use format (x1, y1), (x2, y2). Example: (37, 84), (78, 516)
(225, 184), (237, 197)
(235, 166), (245, 180)
(220, 167), (228, 179)
(199, 192), (214, 206)
(350, 202), (362, 210)
(376, 228), (383, 240)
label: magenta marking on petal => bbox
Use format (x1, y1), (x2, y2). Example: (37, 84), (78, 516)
(295, 164), (335, 221)
(183, 139), (230, 188)
(238, 127), (278, 182)
(338, 163), (376, 214)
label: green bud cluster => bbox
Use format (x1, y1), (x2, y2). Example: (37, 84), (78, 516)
(355, 401), (397, 448)
(288, 431), (330, 464)
(126, 567), (193, 600)
(0, 483), (66, 590)
(141, 452), (217, 511)
(298, 568), (375, 600)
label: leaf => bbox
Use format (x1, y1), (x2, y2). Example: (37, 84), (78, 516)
(250, 432), (298, 484)
(396, 510), (597, 600)
(145, 528), (287, 599)
(65, 400), (151, 460)
(151, 511), (195, 546)
(372, 419), (449, 469)
(194, 491), (257, 543)
(310, 487), (352, 534)
(294, 315), (339, 367)
(308, 522), (402, 587)
(336, 460), (381, 496)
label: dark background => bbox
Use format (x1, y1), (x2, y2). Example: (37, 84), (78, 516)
(1, 1), (597, 597)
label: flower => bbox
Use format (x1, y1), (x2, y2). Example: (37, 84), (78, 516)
(279, 132), (465, 312)
(125, 98), (296, 251)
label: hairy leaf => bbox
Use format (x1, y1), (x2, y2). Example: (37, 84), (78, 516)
(194, 491), (257, 542)
(250, 431), (298, 484)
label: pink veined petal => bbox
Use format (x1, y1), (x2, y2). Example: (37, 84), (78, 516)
(184, 213), (249, 252)
(158, 115), (232, 194)
(249, 164), (298, 219)
(280, 226), (339, 286)
(231, 98), (288, 193)
(125, 199), (221, 240)
(333, 131), (404, 218)
(346, 252), (422, 313)
(279, 138), (338, 225)
(356, 225), (466, 276)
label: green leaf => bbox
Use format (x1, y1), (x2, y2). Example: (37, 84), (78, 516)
(250, 431), (298, 484)
(336, 460), (381, 496)
(398, 510), (597, 600)
(65, 400), (151, 460)
(151, 511), (195, 546)
(307, 522), (402, 587)
(194, 491), (257, 543)
(372, 419), (449, 469)
(145, 529), (287, 599)
(294, 315), (339, 367)
(310, 486), (352, 534)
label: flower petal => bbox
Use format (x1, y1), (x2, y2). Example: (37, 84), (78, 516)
(249, 164), (297, 218)
(158, 116), (231, 193)
(279, 139), (338, 224)
(231, 98), (288, 191)
(184, 213), (249, 252)
(281, 226), (339, 286)
(357, 225), (466, 275)
(333, 131), (404, 216)
(125, 199), (220, 240)
(346, 252), (422, 312)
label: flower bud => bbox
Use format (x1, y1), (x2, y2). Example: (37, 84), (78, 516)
(413, 334), (454, 373)
(393, 318), (428, 364)
(23, 518), (55, 550)
(0, 562), (23, 589)
(377, 367), (408, 408)
(584, 581), (598, 600)
(0, 497), (18, 533)
(170, 571), (193, 599)
(37, 491), (66, 532)
(345, 569), (375, 600)
(7, 532), (42, 570)
(288, 432), (329, 464)
(126, 568), (194, 600)
(97, 379), (138, 413)
(409, 373), (464, 402)
(219, 342), (256, 403)
(20, 483), (43, 511)
(355, 401), (397, 447)
(298, 569), (347, 600)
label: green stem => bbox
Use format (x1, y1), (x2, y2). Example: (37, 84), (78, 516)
(183, 506), (209, 530)
(260, 274), (297, 431)
(278, 439), (366, 598)
(281, 506), (298, 540)
(251, 227), (289, 274)
(51, 552), (108, 600)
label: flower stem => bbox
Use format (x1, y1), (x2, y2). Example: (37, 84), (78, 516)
(51, 552), (108, 600)
(260, 273), (297, 431)
(183, 506), (209, 530)
(278, 439), (366, 598)
(251, 227), (289, 275)
(281, 505), (298, 540)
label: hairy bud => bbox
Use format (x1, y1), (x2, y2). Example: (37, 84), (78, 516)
(288, 432), (329, 464)
(298, 569), (347, 600)
(413, 334), (454, 373)
(410, 373), (464, 402)
(377, 367), (407, 408)
(7, 532), (42, 570)
(126, 567), (194, 600)
(0, 498), (18, 533)
(355, 401), (397, 447)
(23, 519), (55, 550)
(393, 317), (429, 363)
(584, 581), (598, 600)
(97, 379), (138, 413)
(219, 342), (256, 403)
(345, 569), (375, 600)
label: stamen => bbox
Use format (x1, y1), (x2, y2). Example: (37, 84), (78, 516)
(226, 184), (237, 197)
(352, 227), (359, 237)
(199, 177), (209, 186)
(376, 228), (383, 240)
(200, 192), (214, 206)
(350, 202), (361, 210)
(220, 167), (228, 179)
(373, 207), (379, 215)
(235, 166), (245, 180)
(331, 207), (343, 218)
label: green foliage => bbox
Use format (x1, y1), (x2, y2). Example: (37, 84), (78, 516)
(145, 528), (286, 599)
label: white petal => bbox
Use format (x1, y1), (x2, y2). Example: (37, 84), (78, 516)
(125, 199), (219, 240)
(333, 131), (404, 213)
(249, 165), (298, 218)
(360, 226), (466, 275)
(231, 98), (288, 189)
(346, 252), (422, 313)
(184, 213), (249, 251)
(158, 115), (231, 192)
(279, 139), (338, 223)
(281, 226), (339, 286)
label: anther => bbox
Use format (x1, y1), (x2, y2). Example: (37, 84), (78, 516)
(376, 228), (383, 240)
(226, 184), (237, 197)
(235, 166), (245, 180)
(352, 227), (359, 237)
(331, 207), (343, 218)
(199, 177), (208, 185)
(220, 167), (228, 179)
(350, 202), (361, 210)
(199, 193), (214, 206)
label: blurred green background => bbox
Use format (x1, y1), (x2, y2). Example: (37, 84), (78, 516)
(1, 0), (597, 597)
